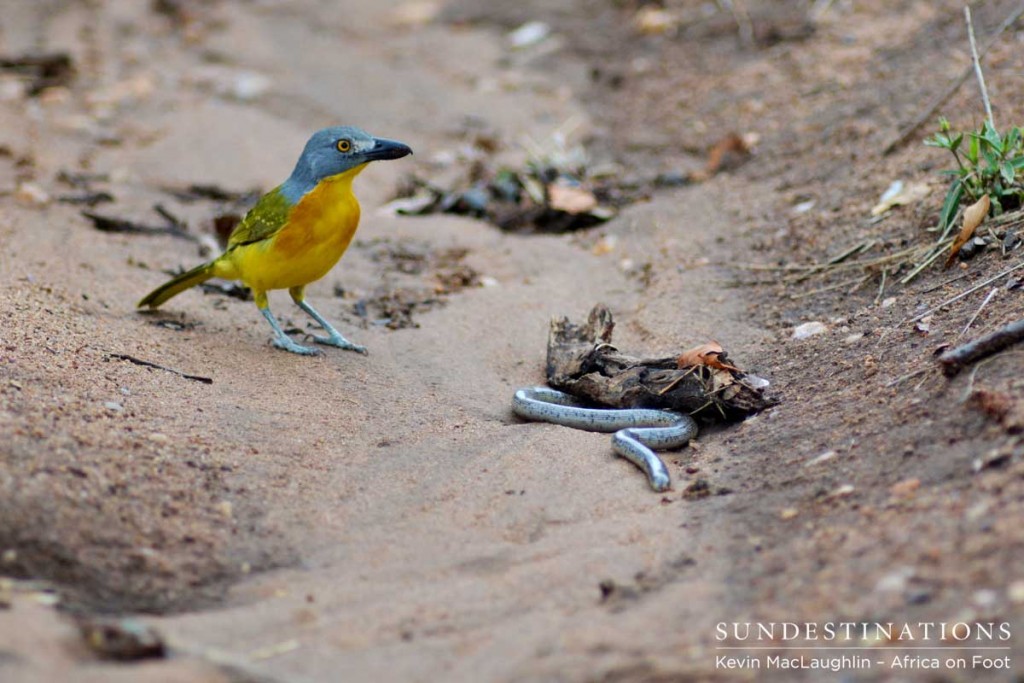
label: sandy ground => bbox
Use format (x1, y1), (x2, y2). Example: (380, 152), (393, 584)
(2, 1), (1024, 681)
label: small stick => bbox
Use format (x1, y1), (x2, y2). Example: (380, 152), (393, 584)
(732, 0), (754, 45)
(965, 6), (995, 128)
(899, 237), (955, 285)
(910, 260), (1024, 323)
(883, 2), (1024, 155)
(919, 271), (968, 294)
(829, 240), (875, 265)
(82, 210), (195, 242)
(874, 267), (888, 305)
(885, 368), (928, 388)
(959, 286), (998, 338)
(107, 353), (213, 384)
(153, 202), (186, 229)
(940, 317), (1024, 375)
(789, 275), (867, 299)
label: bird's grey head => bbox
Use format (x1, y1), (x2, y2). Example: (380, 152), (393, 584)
(281, 126), (412, 203)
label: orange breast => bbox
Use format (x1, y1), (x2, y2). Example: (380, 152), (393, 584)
(228, 167), (365, 292)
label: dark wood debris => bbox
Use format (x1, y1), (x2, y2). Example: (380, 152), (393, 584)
(546, 304), (776, 420)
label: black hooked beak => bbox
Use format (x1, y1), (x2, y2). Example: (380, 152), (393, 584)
(365, 137), (412, 161)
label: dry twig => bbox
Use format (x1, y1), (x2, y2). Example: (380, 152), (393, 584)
(965, 6), (995, 128)
(939, 317), (1024, 375)
(107, 353), (213, 384)
(911, 260), (1024, 323)
(959, 287), (998, 338)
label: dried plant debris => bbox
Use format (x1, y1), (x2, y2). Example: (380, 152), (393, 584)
(946, 194), (990, 267)
(77, 616), (166, 661)
(198, 279), (250, 301)
(386, 127), (752, 233)
(971, 388), (1024, 434)
(348, 239), (481, 329)
(55, 169), (115, 206)
(163, 183), (261, 205)
(161, 183), (260, 248)
(0, 52), (74, 96)
(939, 316), (1024, 376)
(546, 304), (775, 420)
(82, 207), (195, 242)
(388, 161), (619, 233)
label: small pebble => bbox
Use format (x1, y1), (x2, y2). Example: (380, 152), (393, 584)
(792, 321), (827, 340)
(843, 332), (864, 344)
(881, 296), (896, 308)
(805, 450), (837, 467)
(973, 589), (999, 608)
(779, 507), (799, 520)
(230, 72), (272, 101)
(147, 433), (169, 444)
(830, 483), (855, 498)
(876, 566), (915, 593)
(15, 182), (50, 206)
(904, 587), (933, 605)
(104, 401), (124, 412)
(508, 21), (551, 49)
(889, 478), (920, 498)
(1007, 581), (1024, 604)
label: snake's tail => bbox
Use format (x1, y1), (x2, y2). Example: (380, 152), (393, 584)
(137, 261), (216, 309)
(612, 429), (672, 492)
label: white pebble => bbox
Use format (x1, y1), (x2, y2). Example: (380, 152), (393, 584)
(14, 182), (50, 206)
(973, 589), (999, 608)
(791, 321), (827, 339)
(508, 21), (551, 49)
(804, 450), (837, 467)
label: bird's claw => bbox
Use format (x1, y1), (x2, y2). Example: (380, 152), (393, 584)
(312, 334), (368, 355)
(272, 337), (322, 356)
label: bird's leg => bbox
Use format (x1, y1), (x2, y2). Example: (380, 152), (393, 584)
(256, 290), (320, 356)
(289, 286), (367, 355)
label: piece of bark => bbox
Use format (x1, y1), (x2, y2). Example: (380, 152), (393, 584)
(939, 317), (1024, 376)
(546, 304), (776, 420)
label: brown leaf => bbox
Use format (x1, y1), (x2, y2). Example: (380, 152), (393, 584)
(677, 342), (740, 372)
(689, 133), (753, 182)
(945, 194), (990, 268)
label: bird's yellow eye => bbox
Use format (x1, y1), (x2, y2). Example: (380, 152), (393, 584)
(336, 139), (352, 153)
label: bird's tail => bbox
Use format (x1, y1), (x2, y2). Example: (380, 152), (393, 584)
(137, 261), (216, 309)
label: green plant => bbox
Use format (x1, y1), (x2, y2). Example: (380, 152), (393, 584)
(925, 117), (1024, 232)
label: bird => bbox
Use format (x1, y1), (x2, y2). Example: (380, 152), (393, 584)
(137, 126), (412, 356)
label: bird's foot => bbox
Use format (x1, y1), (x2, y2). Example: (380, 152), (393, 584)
(311, 333), (368, 355)
(272, 337), (322, 356)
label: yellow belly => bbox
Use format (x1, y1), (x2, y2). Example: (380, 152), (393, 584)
(219, 171), (362, 293)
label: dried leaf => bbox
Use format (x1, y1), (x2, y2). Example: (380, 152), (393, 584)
(634, 7), (679, 35)
(548, 184), (598, 214)
(677, 342), (740, 372)
(690, 133), (753, 182)
(870, 181), (931, 216)
(945, 194), (990, 268)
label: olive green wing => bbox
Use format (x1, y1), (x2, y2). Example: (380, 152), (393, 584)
(226, 187), (294, 249)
